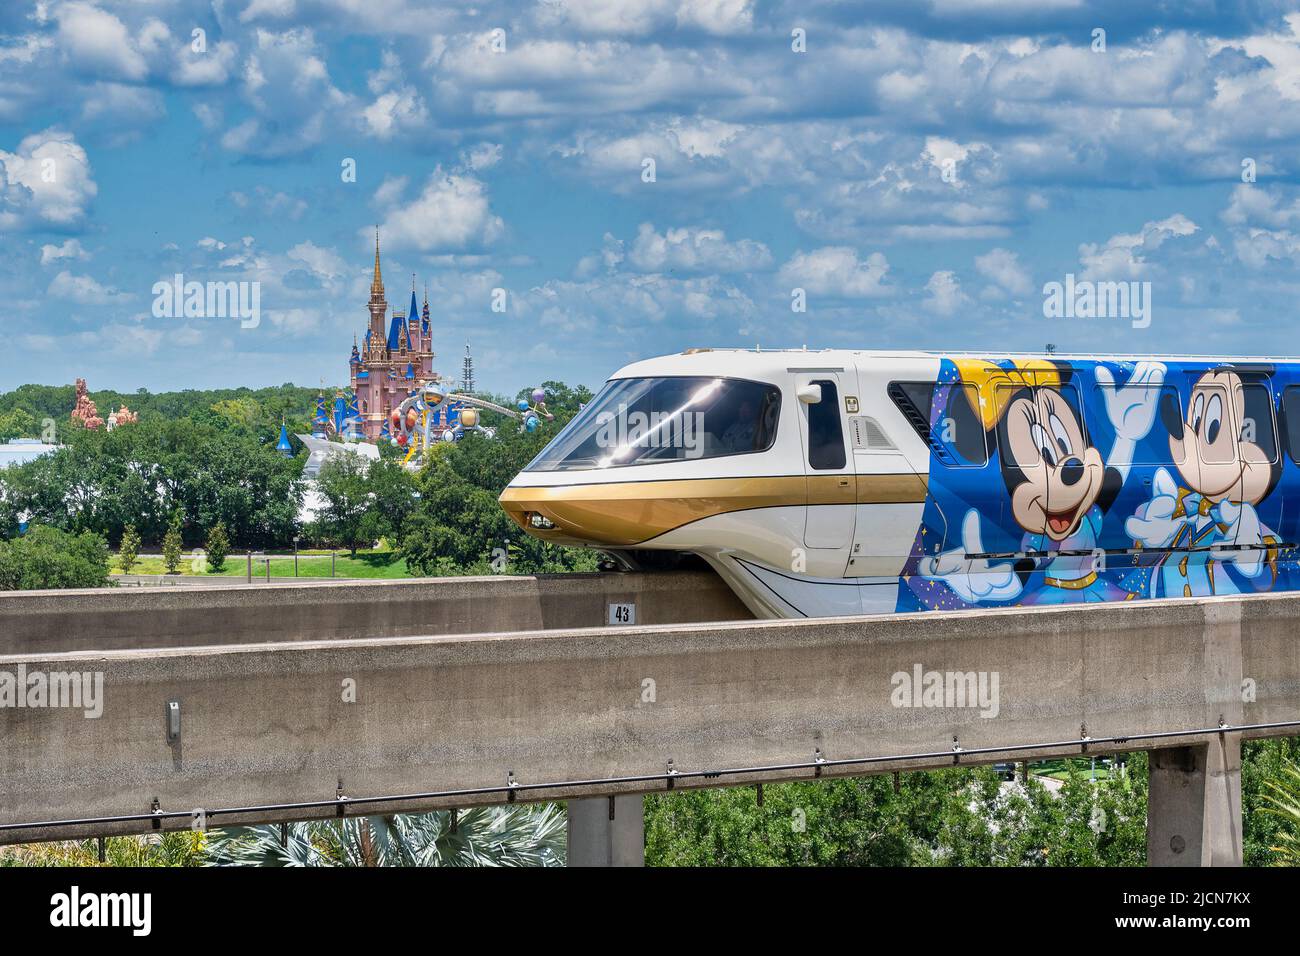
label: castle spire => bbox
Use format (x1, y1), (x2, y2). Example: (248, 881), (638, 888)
(370, 226), (384, 297)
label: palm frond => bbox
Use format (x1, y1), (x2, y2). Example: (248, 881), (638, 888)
(1262, 763), (1300, 866)
(203, 804), (566, 867)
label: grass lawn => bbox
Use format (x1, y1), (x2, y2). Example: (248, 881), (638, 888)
(1031, 757), (1122, 782)
(111, 549), (413, 579)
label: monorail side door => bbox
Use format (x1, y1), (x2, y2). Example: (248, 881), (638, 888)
(795, 370), (857, 550)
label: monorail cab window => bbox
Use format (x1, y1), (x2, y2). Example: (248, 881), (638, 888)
(1236, 381), (1278, 464)
(1283, 386), (1300, 465)
(806, 379), (846, 470)
(888, 381), (987, 467)
(524, 376), (781, 471)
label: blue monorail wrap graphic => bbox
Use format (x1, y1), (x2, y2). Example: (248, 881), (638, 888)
(897, 358), (1296, 612)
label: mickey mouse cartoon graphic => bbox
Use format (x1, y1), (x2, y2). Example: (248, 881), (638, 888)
(922, 360), (1165, 605)
(1124, 366), (1282, 597)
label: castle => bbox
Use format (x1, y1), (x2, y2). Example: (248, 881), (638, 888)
(349, 230), (442, 442)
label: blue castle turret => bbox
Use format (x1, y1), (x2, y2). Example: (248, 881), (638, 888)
(276, 418), (293, 457)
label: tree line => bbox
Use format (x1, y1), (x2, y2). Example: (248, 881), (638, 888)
(0, 379), (597, 586)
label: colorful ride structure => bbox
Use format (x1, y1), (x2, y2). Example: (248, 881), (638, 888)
(517, 387), (555, 434)
(383, 383), (555, 467)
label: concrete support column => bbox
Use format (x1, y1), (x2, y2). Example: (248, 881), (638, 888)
(1147, 735), (1242, 867)
(566, 795), (644, 867)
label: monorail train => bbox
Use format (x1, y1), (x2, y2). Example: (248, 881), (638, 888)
(500, 349), (1300, 619)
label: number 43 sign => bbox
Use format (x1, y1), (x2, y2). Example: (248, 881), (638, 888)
(608, 602), (636, 626)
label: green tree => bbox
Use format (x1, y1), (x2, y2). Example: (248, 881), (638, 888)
(363, 457), (417, 546)
(205, 522), (230, 573)
(1245, 737), (1300, 864)
(646, 770), (985, 867)
(398, 385), (598, 576)
(645, 758), (1152, 867)
(0, 382), (319, 444)
(118, 525), (140, 574)
(1263, 757), (1300, 865)
(0, 415), (304, 550)
(209, 398), (262, 431)
(203, 805), (565, 867)
(0, 525), (110, 591)
(315, 452), (374, 557)
(1, 833), (206, 867)
(162, 513), (183, 574)
(0, 407), (39, 442)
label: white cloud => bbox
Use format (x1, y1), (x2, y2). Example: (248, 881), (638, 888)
(1078, 213), (1198, 280)
(374, 170), (504, 253)
(221, 28), (349, 158)
(560, 0), (678, 37)
(558, 0), (754, 37)
(463, 143), (503, 170)
(788, 132), (1014, 242)
(556, 118), (746, 194)
(624, 223), (771, 274)
(228, 186), (308, 220)
(40, 239), (90, 265)
(265, 308), (320, 334)
(362, 88), (428, 139)
(372, 174), (409, 208)
(193, 102), (223, 131)
(0, 128), (97, 231)
(1232, 228), (1300, 269)
(288, 241), (347, 278)
(974, 247), (1031, 297)
(923, 136), (979, 177)
(986, 33), (1212, 109)
(240, 0), (298, 23)
(676, 0), (755, 34)
(515, 271), (758, 333)
(360, 50), (427, 140)
(54, 2), (148, 81)
(778, 247), (893, 298)
(173, 41), (240, 87)
(574, 232), (627, 278)
(101, 321), (165, 356)
(1222, 184), (1300, 230)
(48, 270), (130, 304)
(79, 82), (166, 127)
(922, 270), (971, 316)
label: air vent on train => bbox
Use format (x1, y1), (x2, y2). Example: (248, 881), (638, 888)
(849, 416), (896, 450)
(887, 381), (955, 465)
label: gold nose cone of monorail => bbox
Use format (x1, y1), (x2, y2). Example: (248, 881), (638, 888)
(499, 473), (926, 547)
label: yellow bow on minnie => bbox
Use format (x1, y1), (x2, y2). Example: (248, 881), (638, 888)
(952, 359), (1062, 432)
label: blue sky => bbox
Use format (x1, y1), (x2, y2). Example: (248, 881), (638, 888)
(3, 1), (1300, 397)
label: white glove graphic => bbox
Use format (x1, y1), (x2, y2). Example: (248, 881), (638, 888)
(1124, 467), (1182, 549)
(921, 509), (1022, 604)
(1097, 360), (1165, 443)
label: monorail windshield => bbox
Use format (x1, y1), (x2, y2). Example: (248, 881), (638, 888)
(526, 376), (781, 471)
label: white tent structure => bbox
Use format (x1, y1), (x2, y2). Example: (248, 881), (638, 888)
(296, 435), (381, 523)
